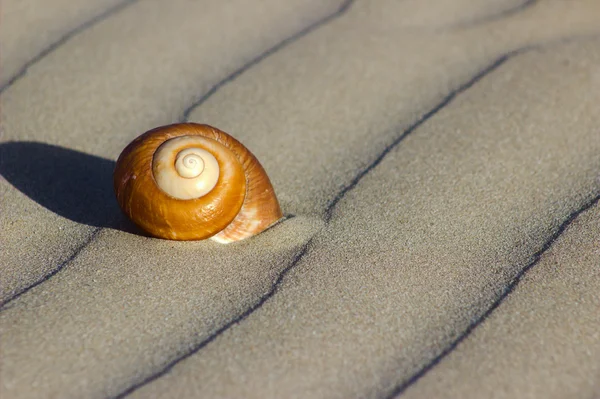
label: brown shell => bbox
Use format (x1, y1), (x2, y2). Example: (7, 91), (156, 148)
(113, 123), (283, 242)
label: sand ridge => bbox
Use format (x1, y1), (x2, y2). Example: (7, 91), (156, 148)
(1, 1), (600, 398)
(0, 0), (348, 304)
(0, 0), (134, 91)
(401, 198), (600, 399)
(125, 37), (600, 399)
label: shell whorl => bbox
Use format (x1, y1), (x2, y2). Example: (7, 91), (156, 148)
(153, 136), (220, 200)
(113, 123), (283, 242)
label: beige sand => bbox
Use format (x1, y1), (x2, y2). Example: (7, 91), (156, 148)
(0, 216), (320, 398)
(126, 38), (600, 399)
(1, 1), (600, 398)
(189, 0), (600, 216)
(0, 0), (346, 303)
(0, 0), (129, 89)
(401, 201), (600, 399)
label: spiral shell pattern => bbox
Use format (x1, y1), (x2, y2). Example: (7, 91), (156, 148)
(153, 137), (220, 200)
(113, 123), (283, 242)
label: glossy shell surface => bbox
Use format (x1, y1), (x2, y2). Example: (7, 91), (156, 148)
(114, 123), (282, 242)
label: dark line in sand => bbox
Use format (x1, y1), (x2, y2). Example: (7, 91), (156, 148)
(446, 0), (538, 30)
(0, 0), (137, 307)
(180, 0), (356, 122)
(0, 0), (140, 95)
(324, 53), (514, 222)
(113, 240), (313, 399)
(388, 192), (600, 398)
(0, 228), (101, 309)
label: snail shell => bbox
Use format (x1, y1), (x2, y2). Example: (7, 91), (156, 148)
(113, 123), (283, 243)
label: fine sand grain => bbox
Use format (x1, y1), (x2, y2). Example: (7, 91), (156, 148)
(0, 0), (347, 303)
(0, 216), (320, 398)
(188, 0), (600, 216)
(127, 38), (600, 399)
(0, 0), (131, 90)
(1, 1), (600, 398)
(401, 201), (600, 399)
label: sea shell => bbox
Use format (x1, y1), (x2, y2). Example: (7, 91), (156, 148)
(113, 123), (283, 243)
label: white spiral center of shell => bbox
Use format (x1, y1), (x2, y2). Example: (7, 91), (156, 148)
(176, 150), (206, 178)
(153, 137), (220, 200)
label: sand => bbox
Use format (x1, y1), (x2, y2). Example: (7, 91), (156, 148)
(0, 0), (131, 90)
(127, 37), (600, 399)
(1, 1), (600, 398)
(0, 0), (346, 303)
(401, 201), (600, 399)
